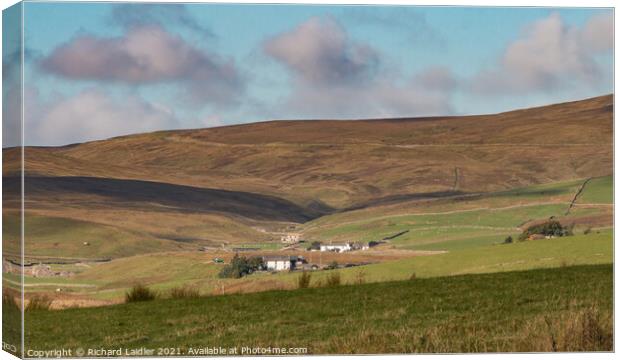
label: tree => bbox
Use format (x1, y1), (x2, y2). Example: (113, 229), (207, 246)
(218, 254), (264, 279)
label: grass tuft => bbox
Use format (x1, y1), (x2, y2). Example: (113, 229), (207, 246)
(325, 272), (341, 287)
(3, 293), (19, 310)
(125, 284), (157, 303)
(169, 286), (200, 299)
(297, 271), (312, 289)
(25, 295), (52, 311)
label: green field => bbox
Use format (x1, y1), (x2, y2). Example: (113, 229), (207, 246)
(577, 176), (613, 204)
(264, 229), (613, 287)
(20, 265), (612, 354)
(12, 228), (609, 303)
(302, 176), (612, 251)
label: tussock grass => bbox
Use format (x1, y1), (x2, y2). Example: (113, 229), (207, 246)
(169, 286), (200, 299)
(297, 271), (312, 289)
(3, 292), (19, 311)
(324, 272), (341, 287)
(25, 295), (52, 311)
(125, 284), (157, 303)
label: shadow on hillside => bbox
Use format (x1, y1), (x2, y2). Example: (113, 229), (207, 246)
(344, 190), (466, 212)
(5, 176), (327, 223)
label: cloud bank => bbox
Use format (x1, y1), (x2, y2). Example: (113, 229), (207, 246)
(472, 12), (613, 94)
(263, 17), (457, 119)
(40, 25), (244, 108)
(25, 88), (179, 146)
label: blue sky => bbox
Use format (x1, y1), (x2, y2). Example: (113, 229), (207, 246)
(3, 2), (614, 146)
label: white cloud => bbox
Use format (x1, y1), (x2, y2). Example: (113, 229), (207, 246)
(472, 12), (612, 94)
(26, 88), (179, 146)
(40, 25), (244, 108)
(264, 17), (379, 86)
(263, 17), (457, 119)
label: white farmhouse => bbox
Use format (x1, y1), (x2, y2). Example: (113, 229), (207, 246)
(320, 243), (353, 253)
(263, 255), (297, 271)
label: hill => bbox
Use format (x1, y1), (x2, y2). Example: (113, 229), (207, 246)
(2, 95), (613, 257)
(4, 94), (612, 207)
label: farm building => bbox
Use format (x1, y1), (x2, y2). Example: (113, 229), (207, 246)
(320, 243), (353, 253)
(263, 255), (305, 271)
(352, 242), (370, 251)
(280, 233), (301, 244)
(319, 242), (373, 252)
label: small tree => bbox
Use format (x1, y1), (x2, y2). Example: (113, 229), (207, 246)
(218, 254), (264, 279)
(504, 236), (513, 244)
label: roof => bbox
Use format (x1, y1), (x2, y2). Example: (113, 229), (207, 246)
(263, 255), (297, 262)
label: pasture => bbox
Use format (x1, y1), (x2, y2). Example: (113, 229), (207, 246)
(22, 264), (613, 353)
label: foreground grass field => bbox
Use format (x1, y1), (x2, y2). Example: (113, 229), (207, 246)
(22, 264), (612, 354)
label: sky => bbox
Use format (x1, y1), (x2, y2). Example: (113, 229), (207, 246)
(2, 2), (614, 146)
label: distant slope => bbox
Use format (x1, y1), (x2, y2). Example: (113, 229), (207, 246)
(6, 176), (322, 223)
(4, 95), (612, 209)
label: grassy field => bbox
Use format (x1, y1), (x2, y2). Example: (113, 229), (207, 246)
(577, 176), (613, 204)
(12, 228), (611, 304)
(302, 176), (612, 250)
(262, 229), (613, 288)
(21, 264), (612, 354)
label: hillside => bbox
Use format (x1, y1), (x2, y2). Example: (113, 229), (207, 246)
(2, 95), (613, 257)
(4, 94), (613, 207)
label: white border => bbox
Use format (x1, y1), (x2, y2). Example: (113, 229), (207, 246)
(0, 1), (616, 360)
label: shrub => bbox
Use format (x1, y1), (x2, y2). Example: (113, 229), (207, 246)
(25, 295), (52, 311)
(584, 227), (592, 235)
(504, 236), (513, 244)
(325, 272), (341, 287)
(297, 271), (312, 289)
(125, 284), (156, 303)
(410, 272), (417, 280)
(169, 286), (200, 299)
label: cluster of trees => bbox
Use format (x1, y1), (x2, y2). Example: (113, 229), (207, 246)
(218, 254), (264, 279)
(514, 220), (574, 242)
